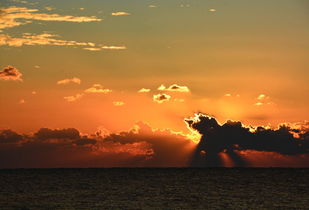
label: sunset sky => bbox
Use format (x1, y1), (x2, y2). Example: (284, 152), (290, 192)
(0, 0), (308, 167)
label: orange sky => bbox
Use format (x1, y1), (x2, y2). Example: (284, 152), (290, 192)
(0, 0), (308, 167)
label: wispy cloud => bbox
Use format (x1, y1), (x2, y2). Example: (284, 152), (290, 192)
(64, 93), (84, 102)
(0, 33), (96, 47)
(84, 84), (112, 93)
(138, 88), (151, 93)
(83, 46), (127, 51)
(83, 47), (101, 51)
(158, 84), (190, 92)
(0, 6), (102, 30)
(153, 93), (171, 103)
(101, 46), (127, 50)
(111, 12), (130, 16)
(0, 65), (23, 81)
(57, 77), (81, 85)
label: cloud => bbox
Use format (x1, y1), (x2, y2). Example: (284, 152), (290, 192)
(0, 123), (195, 168)
(83, 47), (101, 51)
(257, 94), (267, 100)
(138, 88), (151, 93)
(0, 33), (96, 47)
(153, 93), (171, 103)
(101, 46), (127, 50)
(0, 65), (23, 81)
(64, 93), (84, 102)
(185, 113), (309, 167)
(158, 84), (190, 92)
(84, 84), (112, 93)
(148, 5), (157, 8)
(254, 102), (263, 106)
(57, 77), (81, 85)
(83, 46), (127, 51)
(113, 101), (125, 106)
(0, 130), (23, 143)
(209, 8), (216, 12)
(0, 119), (308, 168)
(254, 94), (272, 106)
(0, 33), (127, 51)
(0, 6), (102, 30)
(111, 12), (130, 16)
(34, 128), (80, 140)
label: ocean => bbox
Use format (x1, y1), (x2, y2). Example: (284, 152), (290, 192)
(0, 168), (308, 209)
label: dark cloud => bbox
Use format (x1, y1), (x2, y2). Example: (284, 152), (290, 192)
(153, 93), (171, 103)
(34, 128), (80, 140)
(0, 117), (308, 168)
(185, 114), (309, 167)
(0, 123), (194, 168)
(0, 66), (23, 81)
(0, 130), (23, 143)
(73, 137), (97, 146)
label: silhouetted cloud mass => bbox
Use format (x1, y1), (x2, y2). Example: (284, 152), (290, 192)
(0, 115), (308, 168)
(0, 130), (23, 143)
(34, 128), (80, 140)
(0, 123), (194, 168)
(185, 113), (309, 167)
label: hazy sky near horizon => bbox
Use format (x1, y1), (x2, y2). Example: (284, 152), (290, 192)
(0, 0), (308, 134)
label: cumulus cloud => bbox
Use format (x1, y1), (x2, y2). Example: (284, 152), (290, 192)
(0, 130), (23, 143)
(111, 12), (130, 16)
(185, 113), (309, 167)
(34, 128), (81, 140)
(0, 6), (101, 30)
(138, 88), (151, 93)
(0, 123), (195, 168)
(64, 93), (84, 102)
(158, 84), (190, 92)
(84, 84), (112, 94)
(153, 93), (171, 103)
(0, 65), (23, 81)
(0, 118), (308, 168)
(57, 77), (81, 85)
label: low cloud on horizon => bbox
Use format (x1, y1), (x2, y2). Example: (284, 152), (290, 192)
(0, 115), (308, 168)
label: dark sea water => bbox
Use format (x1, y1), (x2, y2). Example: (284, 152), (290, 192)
(0, 168), (308, 209)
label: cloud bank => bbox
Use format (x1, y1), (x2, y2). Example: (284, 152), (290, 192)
(0, 123), (194, 168)
(185, 113), (309, 167)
